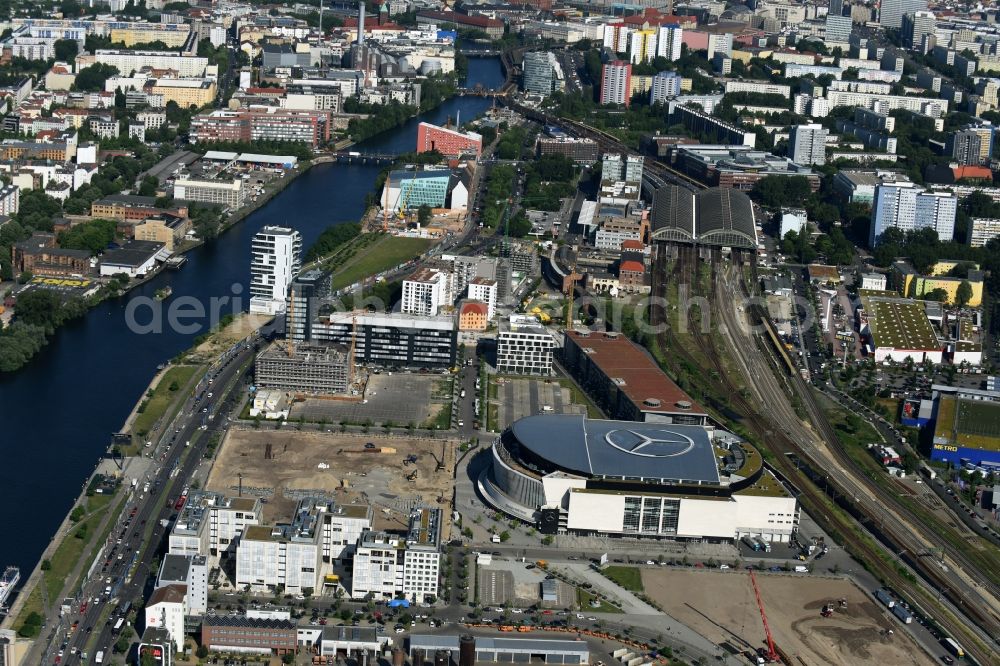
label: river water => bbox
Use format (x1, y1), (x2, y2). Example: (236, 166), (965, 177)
(0, 57), (503, 575)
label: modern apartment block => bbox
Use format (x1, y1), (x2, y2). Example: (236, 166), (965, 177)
(297, 312), (458, 368)
(902, 10), (935, 50)
(948, 125), (995, 165)
(401, 266), (451, 316)
(789, 124), (828, 166)
(496, 314), (557, 376)
(190, 109), (332, 147)
(870, 183), (957, 246)
(537, 137), (599, 163)
(656, 25), (683, 61)
(156, 554), (208, 616)
(878, 0), (927, 29)
(449, 254), (512, 304)
(970, 217), (1000, 247)
(650, 71), (683, 103)
(350, 507), (441, 602)
(467, 277), (498, 320)
(600, 60), (632, 106)
(602, 153), (644, 184)
(91, 49), (208, 77)
(250, 225), (302, 315)
(173, 177), (246, 210)
(522, 51), (565, 96)
(168, 492), (262, 559)
(236, 497), (371, 594)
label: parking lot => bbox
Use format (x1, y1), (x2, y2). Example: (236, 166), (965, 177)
(289, 373), (452, 428)
(492, 378), (587, 430)
(476, 558), (574, 608)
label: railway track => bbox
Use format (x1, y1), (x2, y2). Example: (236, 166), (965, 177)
(649, 245), (998, 665)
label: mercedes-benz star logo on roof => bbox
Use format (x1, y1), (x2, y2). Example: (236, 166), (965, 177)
(604, 429), (695, 458)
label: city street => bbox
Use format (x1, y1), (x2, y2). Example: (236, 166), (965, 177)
(45, 332), (264, 666)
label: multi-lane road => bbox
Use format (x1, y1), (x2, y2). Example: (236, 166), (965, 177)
(44, 334), (264, 666)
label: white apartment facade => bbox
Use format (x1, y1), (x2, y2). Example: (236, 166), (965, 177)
(236, 525), (321, 594)
(496, 314), (557, 376)
(91, 50), (209, 77)
(970, 217), (1000, 247)
(600, 61), (631, 106)
(870, 183), (957, 246)
(351, 507), (441, 602)
(320, 504), (372, 562)
(174, 178), (246, 209)
(145, 584), (187, 651)
(401, 267), (450, 316)
(168, 492), (262, 559)
(249, 225), (302, 315)
(467, 277), (497, 320)
(789, 124), (828, 166)
(656, 25), (682, 61)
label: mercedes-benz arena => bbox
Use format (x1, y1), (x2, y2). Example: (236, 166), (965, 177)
(479, 414), (798, 542)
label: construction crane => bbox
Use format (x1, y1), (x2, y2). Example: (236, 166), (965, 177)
(396, 168), (419, 221)
(749, 568), (780, 663)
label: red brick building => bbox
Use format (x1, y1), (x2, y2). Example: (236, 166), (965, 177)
(12, 232), (91, 276)
(201, 616), (297, 656)
(416, 122), (483, 158)
(618, 259), (646, 293)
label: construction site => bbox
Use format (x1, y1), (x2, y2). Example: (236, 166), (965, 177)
(640, 569), (936, 666)
(205, 429), (457, 538)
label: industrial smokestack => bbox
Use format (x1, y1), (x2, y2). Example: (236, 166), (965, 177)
(459, 635), (475, 666)
(357, 1), (366, 45)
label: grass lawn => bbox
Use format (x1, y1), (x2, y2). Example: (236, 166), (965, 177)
(41, 491), (122, 608)
(329, 235), (432, 290)
(423, 401), (452, 430)
(132, 365), (199, 437)
(602, 566), (644, 592)
(577, 588), (623, 613)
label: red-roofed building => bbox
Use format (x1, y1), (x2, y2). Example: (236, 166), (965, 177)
(417, 121), (483, 158)
(618, 259), (647, 293)
(621, 239), (650, 255)
(458, 299), (489, 331)
(622, 10), (695, 28)
(246, 87), (286, 98)
(416, 11), (504, 39)
(562, 329), (708, 424)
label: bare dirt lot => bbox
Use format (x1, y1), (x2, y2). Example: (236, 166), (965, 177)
(206, 429), (457, 538)
(641, 569), (935, 666)
(188, 312), (272, 362)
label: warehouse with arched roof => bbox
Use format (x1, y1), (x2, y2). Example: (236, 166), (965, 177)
(650, 186), (758, 249)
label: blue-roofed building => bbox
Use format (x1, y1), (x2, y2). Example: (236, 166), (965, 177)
(480, 415), (799, 543)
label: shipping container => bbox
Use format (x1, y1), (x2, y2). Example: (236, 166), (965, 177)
(891, 604), (912, 624)
(874, 588), (895, 608)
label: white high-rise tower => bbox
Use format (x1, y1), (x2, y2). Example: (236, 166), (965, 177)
(249, 226), (302, 315)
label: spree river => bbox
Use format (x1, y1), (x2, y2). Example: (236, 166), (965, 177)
(0, 57), (503, 576)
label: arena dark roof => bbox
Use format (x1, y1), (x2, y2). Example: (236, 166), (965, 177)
(509, 414), (721, 485)
(650, 186), (757, 249)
